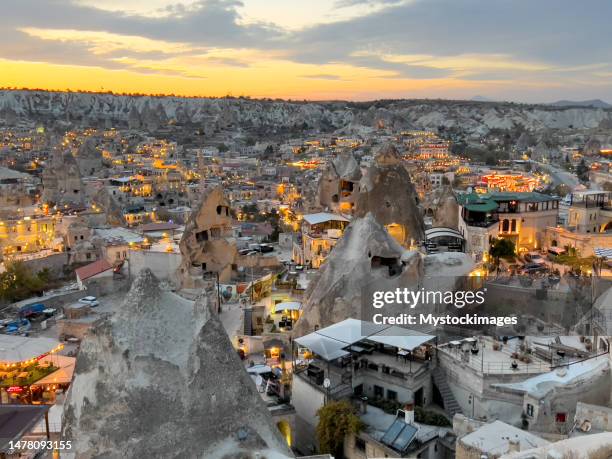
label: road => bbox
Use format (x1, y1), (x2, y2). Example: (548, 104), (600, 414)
(535, 161), (580, 190)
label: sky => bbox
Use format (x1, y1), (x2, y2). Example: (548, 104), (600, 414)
(1, 0), (612, 102)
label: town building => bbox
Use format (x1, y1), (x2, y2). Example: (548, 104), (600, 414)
(292, 212), (349, 268)
(458, 192), (559, 261)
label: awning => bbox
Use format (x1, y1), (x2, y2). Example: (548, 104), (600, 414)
(273, 302), (302, 314)
(594, 248), (612, 259)
(0, 405), (50, 453)
(368, 326), (434, 350)
(425, 227), (465, 241)
(464, 201), (498, 212)
(0, 335), (60, 364)
(30, 355), (75, 387)
(294, 333), (350, 361)
(316, 318), (388, 344)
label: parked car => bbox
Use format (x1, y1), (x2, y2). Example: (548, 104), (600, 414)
(258, 243), (274, 253)
(78, 296), (99, 307)
(525, 252), (546, 265)
(520, 263), (548, 274)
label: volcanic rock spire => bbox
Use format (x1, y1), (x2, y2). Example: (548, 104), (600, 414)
(62, 269), (291, 458)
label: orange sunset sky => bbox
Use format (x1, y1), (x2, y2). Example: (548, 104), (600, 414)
(1, 0), (612, 102)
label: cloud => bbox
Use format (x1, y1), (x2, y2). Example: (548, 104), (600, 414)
(299, 74), (344, 80)
(1, 0), (612, 100)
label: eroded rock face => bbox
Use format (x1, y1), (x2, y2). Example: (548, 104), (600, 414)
(62, 269), (291, 459)
(178, 186), (237, 286)
(421, 184), (459, 229)
(293, 213), (423, 336)
(42, 148), (85, 206)
(317, 150), (362, 214)
(292, 214), (476, 337)
(91, 187), (125, 226)
(354, 143), (425, 246)
(74, 137), (103, 177)
(127, 105), (141, 130)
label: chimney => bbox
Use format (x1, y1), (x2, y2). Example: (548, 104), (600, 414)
(360, 396), (368, 414)
(508, 438), (520, 453)
(404, 403), (414, 425)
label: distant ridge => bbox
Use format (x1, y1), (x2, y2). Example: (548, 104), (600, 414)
(471, 95), (494, 102)
(548, 99), (612, 109)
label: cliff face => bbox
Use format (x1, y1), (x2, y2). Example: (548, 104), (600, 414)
(2, 90), (612, 136)
(62, 269), (291, 459)
(355, 143), (425, 245)
(292, 213), (475, 337)
(292, 213), (423, 336)
(317, 150), (362, 213)
(178, 185), (237, 286)
(41, 149), (85, 206)
(421, 184), (459, 230)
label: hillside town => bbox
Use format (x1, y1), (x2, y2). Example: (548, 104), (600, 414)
(1, 91), (612, 459)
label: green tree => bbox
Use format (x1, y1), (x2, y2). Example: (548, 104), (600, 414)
(489, 238), (515, 271)
(316, 400), (363, 458)
(0, 262), (47, 302)
(576, 159), (590, 182)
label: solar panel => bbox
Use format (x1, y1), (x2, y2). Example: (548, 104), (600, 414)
(380, 418), (405, 445)
(391, 423), (418, 452)
(380, 418), (418, 453)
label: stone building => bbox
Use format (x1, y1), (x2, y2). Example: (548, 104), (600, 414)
(317, 150), (362, 215)
(41, 148), (85, 206)
(178, 185), (237, 287)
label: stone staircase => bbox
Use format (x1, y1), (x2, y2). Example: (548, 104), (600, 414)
(432, 367), (462, 417)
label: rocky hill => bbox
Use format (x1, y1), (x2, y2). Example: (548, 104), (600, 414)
(2, 90), (612, 136)
(62, 269), (291, 459)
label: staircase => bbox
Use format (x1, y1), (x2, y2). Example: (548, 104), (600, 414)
(432, 367), (462, 417)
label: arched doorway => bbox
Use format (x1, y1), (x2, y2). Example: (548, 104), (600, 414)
(385, 223), (406, 245)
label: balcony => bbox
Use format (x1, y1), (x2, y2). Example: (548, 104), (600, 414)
(465, 218), (499, 228)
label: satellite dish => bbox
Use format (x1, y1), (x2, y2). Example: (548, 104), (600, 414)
(323, 378), (331, 388)
(255, 375), (263, 386)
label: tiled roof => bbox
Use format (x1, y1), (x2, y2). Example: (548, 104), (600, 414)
(75, 259), (112, 281)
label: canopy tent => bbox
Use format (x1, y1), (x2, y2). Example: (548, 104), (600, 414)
(273, 302), (302, 314)
(315, 318), (387, 344)
(0, 335), (61, 365)
(294, 333), (350, 361)
(367, 326), (435, 350)
(295, 319), (435, 361)
(30, 355), (75, 387)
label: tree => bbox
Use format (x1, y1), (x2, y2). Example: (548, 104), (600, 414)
(316, 400), (363, 458)
(0, 262), (47, 302)
(576, 159), (589, 182)
(489, 238), (515, 271)
(552, 184), (570, 197)
(602, 181), (612, 192)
